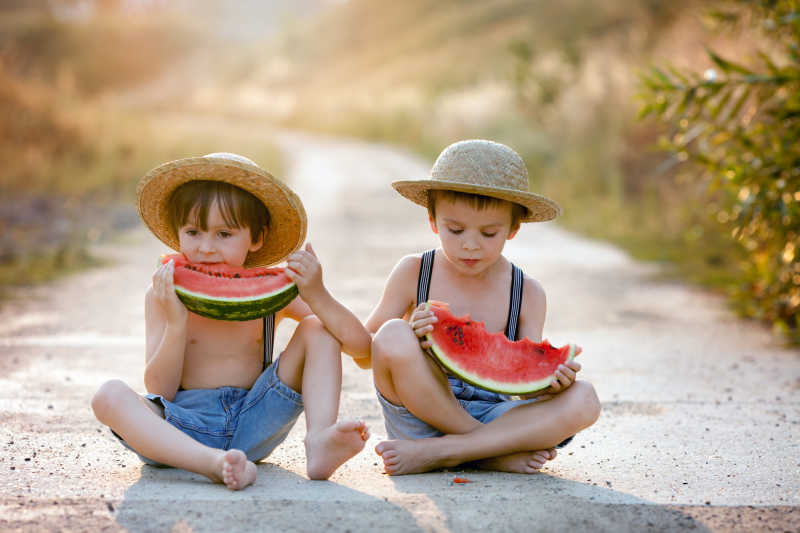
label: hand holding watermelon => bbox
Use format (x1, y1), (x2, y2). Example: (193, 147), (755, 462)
(542, 357), (582, 394)
(152, 259), (189, 325)
(409, 303), (438, 350)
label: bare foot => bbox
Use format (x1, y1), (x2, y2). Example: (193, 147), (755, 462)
(375, 438), (451, 475)
(476, 448), (557, 474)
(218, 449), (257, 490)
(305, 420), (369, 480)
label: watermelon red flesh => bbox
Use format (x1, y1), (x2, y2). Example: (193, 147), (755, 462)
(424, 300), (579, 395)
(160, 254), (298, 321)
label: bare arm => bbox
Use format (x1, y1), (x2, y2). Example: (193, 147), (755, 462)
(364, 254), (420, 331)
(285, 244), (373, 365)
(143, 260), (188, 401)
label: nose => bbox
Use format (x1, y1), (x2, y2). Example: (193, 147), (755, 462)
(198, 234), (215, 253)
(462, 232), (479, 251)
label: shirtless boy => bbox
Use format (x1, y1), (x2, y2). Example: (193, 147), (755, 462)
(92, 153), (370, 489)
(364, 140), (601, 475)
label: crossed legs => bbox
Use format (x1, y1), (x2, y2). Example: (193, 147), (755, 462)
(371, 319), (601, 475)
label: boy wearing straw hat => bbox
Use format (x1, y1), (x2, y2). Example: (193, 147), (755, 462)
(92, 153), (371, 489)
(364, 140), (600, 475)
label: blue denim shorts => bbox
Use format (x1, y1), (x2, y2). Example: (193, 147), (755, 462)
(115, 359), (303, 466)
(377, 376), (573, 448)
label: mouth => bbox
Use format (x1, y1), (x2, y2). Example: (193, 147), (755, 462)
(460, 259), (480, 266)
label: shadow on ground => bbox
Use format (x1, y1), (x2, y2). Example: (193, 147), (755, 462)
(114, 464), (422, 532)
(383, 471), (710, 533)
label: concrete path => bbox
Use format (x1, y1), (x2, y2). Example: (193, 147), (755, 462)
(1, 130), (798, 532)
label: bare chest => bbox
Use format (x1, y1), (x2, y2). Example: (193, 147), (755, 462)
(182, 315), (265, 388)
(428, 279), (512, 335)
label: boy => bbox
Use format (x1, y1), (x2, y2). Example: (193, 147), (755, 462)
(364, 140), (601, 475)
(92, 153), (371, 490)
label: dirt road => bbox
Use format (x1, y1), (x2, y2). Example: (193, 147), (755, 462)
(2, 127), (798, 532)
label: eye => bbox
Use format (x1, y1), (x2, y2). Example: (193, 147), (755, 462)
(481, 232), (498, 238)
(448, 227), (463, 235)
(218, 231), (233, 238)
(184, 229), (198, 236)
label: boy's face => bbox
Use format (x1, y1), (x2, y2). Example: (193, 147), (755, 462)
(177, 200), (264, 267)
(429, 196), (519, 275)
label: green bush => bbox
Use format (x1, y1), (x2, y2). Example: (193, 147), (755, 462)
(639, 0), (800, 341)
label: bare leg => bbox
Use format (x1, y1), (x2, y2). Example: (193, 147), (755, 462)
(372, 319), (568, 474)
(376, 380), (601, 475)
(278, 317), (368, 480)
(372, 319), (481, 434)
(92, 380), (256, 490)
(475, 448), (557, 474)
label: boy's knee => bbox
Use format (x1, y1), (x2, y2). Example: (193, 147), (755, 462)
(296, 315), (340, 348)
(91, 379), (129, 423)
(371, 319), (417, 364)
(570, 380), (601, 428)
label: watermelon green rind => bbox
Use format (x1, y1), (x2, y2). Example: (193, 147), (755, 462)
(161, 254), (298, 321)
(424, 301), (578, 395)
(175, 283), (298, 321)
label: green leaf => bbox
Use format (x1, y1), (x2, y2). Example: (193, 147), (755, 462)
(708, 49), (754, 76)
(725, 86), (752, 122)
(667, 65), (690, 85)
(757, 50), (781, 76)
(710, 86), (734, 121)
(651, 67), (674, 88)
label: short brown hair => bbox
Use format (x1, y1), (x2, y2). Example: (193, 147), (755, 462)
(427, 189), (527, 229)
(168, 180), (270, 244)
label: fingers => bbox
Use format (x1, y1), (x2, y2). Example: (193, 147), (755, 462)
(287, 247), (321, 276)
(409, 308), (436, 333)
(305, 242), (316, 257)
(152, 260), (175, 297)
(412, 316), (437, 337)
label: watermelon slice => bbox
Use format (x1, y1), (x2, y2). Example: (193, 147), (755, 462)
(160, 254), (298, 321)
(424, 300), (580, 395)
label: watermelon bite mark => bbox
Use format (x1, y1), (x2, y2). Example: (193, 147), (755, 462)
(424, 300), (579, 395)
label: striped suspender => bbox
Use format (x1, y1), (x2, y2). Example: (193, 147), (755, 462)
(263, 314), (275, 369)
(416, 249), (435, 306)
(416, 250), (524, 341)
(504, 264), (524, 341)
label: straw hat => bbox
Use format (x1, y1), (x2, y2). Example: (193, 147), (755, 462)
(136, 152), (307, 267)
(392, 140), (560, 222)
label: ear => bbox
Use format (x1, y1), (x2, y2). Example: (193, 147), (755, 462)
(507, 222), (521, 240)
(249, 226), (267, 252)
(428, 214), (439, 234)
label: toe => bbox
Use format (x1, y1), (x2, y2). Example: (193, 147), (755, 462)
(337, 419), (362, 432)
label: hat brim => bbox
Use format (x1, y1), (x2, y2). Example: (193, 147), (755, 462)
(137, 156), (307, 267)
(391, 179), (561, 222)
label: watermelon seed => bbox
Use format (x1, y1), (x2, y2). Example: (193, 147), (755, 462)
(446, 325), (464, 346)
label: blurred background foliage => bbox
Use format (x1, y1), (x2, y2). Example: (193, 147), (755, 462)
(1, 0), (797, 342)
(639, 0), (799, 341)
